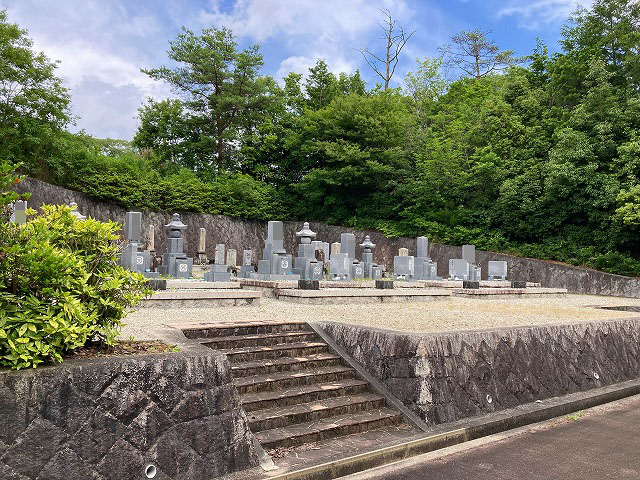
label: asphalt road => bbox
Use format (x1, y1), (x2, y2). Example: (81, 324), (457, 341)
(347, 395), (640, 480)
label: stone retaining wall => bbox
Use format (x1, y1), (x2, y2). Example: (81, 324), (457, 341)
(17, 177), (640, 297)
(0, 351), (258, 480)
(318, 319), (640, 426)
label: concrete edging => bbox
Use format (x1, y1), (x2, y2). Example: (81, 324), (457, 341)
(263, 379), (640, 480)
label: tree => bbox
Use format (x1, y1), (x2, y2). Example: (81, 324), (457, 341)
(357, 9), (415, 90)
(293, 92), (413, 224)
(305, 59), (338, 110)
(133, 98), (201, 171)
(0, 10), (71, 172)
(142, 26), (276, 172)
(440, 29), (521, 79)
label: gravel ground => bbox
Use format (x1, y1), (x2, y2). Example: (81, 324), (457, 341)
(120, 294), (640, 340)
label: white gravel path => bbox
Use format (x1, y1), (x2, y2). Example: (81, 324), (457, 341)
(120, 294), (640, 340)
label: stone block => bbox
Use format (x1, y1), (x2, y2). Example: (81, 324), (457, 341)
(340, 233), (356, 259)
(463, 281), (480, 289)
(417, 236), (429, 258)
(394, 255), (414, 278)
(462, 244), (476, 264)
(375, 280), (394, 289)
(12, 200), (27, 225)
(511, 281), (527, 288)
(398, 248), (409, 256)
(449, 259), (469, 280)
(124, 212), (142, 243)
(488, 261), (508, 280)
(298, 280), (320, 290)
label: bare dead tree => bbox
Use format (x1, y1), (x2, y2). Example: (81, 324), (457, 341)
(357, 9), (415, 90)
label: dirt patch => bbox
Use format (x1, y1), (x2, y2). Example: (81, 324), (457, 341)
(65, 340), (177, 359)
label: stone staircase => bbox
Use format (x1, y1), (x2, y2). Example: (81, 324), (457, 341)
(183, 320), (404, 451)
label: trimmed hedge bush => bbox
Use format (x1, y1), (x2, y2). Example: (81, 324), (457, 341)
(0, 204), (149, 369)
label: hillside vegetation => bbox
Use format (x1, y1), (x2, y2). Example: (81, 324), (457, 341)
(3, 1), (640, 276)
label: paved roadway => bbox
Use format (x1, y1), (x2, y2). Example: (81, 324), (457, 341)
(346, 395), (640, 480)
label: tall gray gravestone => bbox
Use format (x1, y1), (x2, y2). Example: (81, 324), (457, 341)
(394, 237), (438, 281)
(251, 221), (299, 281)
(10, 200), (27, 225)
(119, 211), (158, 278)
(157, 213), (193, 278)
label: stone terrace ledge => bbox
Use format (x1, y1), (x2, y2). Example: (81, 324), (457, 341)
(452, 287), (568, 298)
(276, 288), (451, 304)
(140, 289), (261, 308)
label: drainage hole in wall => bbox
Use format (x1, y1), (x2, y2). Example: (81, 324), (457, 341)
(486, 394), (493, 404)
(593, 372), (600, 380)
(144, 464), (157, 479)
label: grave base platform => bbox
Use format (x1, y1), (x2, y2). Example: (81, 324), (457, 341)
(276, 288), (451, 304)
(139, 289), (261, 308)
(416, 280), (542, 289)
(165, 280), (240, 290)
(452, 287), (567, 298)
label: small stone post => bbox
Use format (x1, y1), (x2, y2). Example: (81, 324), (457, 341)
(197, 228), (208, 264)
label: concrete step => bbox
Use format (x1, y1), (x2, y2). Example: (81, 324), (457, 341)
(220, 341), (329, 362)
(254, 408), (403, 449)
(247, 393), (386, 432)
(181, 320), (310, 339)
(240, 379), (370, 412)
(234, 365), (356, 394)
(231, 352), (341, 377)
(198, 331), (318, 349)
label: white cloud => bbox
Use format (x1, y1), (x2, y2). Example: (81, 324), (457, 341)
(198, 0), (415, 83)
(498, 0), (594, 29)
(1, 0), (178, 139)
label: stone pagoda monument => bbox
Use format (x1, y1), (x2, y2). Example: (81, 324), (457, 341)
(157, 213), (193, 278)
(293, 222), (323, 280)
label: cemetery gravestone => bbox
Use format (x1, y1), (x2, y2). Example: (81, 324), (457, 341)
(488, 261), (508, 280)
(360, 236), (382, 279)
(157, 213), (193, 278)
(251, 221), (299, 281)
(293, 222), (323, 280)
(204, 244), (231, 281)
(239, 250), (255, 278)
(11, 200), (27, 225)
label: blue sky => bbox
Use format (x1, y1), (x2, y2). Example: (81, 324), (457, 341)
(1, 0), (592, 140)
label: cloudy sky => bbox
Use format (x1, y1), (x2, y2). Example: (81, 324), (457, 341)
(1, 0), (592, 140)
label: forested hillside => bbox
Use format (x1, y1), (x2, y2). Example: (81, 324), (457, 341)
(3, 1), (640, 275)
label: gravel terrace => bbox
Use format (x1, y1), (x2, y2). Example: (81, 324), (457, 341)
(120, 294), (640, 340)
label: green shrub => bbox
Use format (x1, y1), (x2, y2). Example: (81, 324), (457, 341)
(0, 204), (149, 369)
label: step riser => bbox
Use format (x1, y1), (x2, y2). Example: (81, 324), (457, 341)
(259, 414), (402, 449)
(242, 383), (369, 412)
(183, 323), (311, 339)
(236, 370), (356, 394)
(226, 345), (328, 363)
(203, 332), (318, 349)
(249, 398), (386, 432)
(232, 357), (341, 377)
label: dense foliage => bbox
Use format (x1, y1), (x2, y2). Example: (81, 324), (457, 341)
(0, 204), (149, 369)
(5, 0), (640, 276)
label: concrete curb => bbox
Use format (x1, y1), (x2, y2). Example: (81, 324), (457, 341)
(263, 379), (640, 480)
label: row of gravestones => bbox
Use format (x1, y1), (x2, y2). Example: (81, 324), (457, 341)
(393, 238), (508, 281)
(7, 202), (509, 282)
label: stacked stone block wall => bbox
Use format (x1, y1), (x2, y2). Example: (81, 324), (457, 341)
(319, 319), (640, 425)
(0, 351), (257, 480)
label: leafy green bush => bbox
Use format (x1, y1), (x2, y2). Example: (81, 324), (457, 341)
(0, 205), (149, 369)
